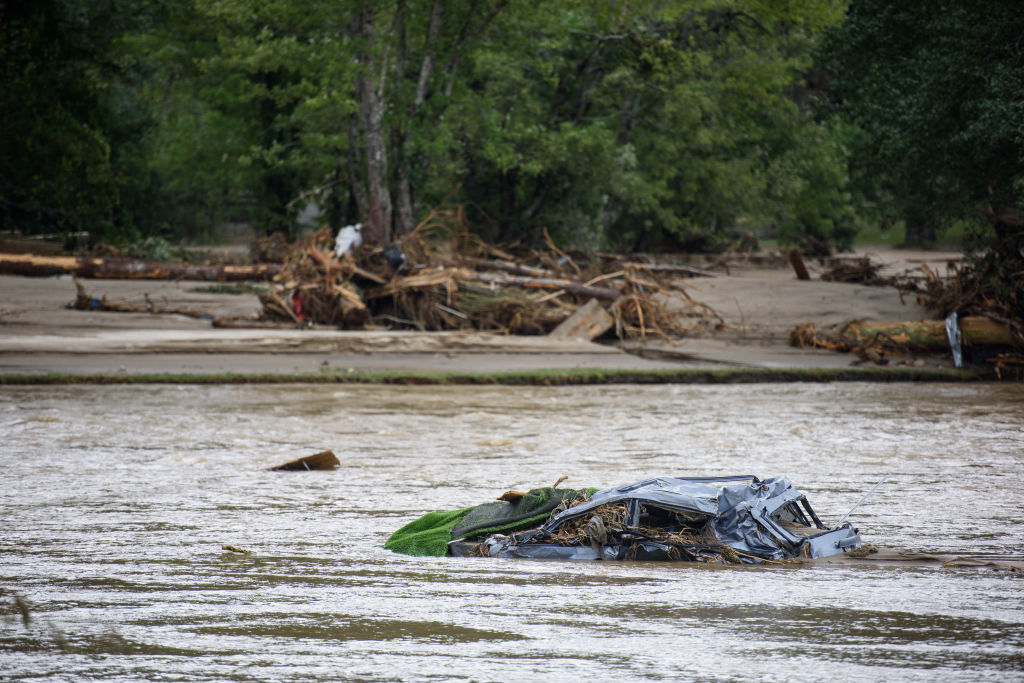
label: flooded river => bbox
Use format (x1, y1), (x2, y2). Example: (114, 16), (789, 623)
(2, 382), (1023, 681)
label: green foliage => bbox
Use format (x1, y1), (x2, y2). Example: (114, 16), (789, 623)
(122, 235), (176, 262)
(1, 0), (126, 237)
(4, 0), (860, 251)
(821, 0), (1024, 246)
(456, 1), (855, 250)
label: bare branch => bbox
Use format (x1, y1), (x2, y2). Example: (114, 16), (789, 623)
(414, 0), (445, 109)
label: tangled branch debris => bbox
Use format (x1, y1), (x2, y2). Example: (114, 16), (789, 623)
(793, 221), (1024, 376)
(529, 498), (742, 564)
(921, 229), (1024, 378)
(820, 256), (888, 286)
(255, 213), (724, 341)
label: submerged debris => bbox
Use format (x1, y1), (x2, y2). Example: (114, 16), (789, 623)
(268, 449), (340, 471)
(221, 544), (252, 554)
(387, 475), (864, 564)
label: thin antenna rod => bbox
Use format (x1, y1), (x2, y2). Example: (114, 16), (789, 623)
(836, 476), (889, 527)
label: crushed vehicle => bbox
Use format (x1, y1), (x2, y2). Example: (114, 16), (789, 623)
(386, 476), (863, 564)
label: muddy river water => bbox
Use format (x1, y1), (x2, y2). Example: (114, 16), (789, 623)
(2, 382), (1023, 681)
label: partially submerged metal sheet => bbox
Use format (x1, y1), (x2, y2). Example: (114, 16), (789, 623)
(453, 475), (862, 563)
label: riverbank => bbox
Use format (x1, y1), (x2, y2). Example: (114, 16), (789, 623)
(0, 247), (975, 382)
(0, 366), (987, 385)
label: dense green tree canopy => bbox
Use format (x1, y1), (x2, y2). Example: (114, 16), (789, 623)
(20, 0), (1014, 253)
(0, 0), (155, 236)
(821, 0), (1024, 245)
(183, 0), (854, 248)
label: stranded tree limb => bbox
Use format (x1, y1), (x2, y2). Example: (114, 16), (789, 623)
(0, 253), (280, 281)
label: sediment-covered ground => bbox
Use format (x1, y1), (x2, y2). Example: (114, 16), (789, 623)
(0, 248), (964, 378)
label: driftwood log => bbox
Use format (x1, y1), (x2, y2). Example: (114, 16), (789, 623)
(467, 272), (621, 301)
(459, 257), (553, 278)
(71, 280), (208, 319)
(841, 318), (1013, 352)
(624, 263), (718, 278)
(0, 253), (281, 281)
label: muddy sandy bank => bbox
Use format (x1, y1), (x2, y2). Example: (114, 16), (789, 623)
(0, 248), (963, 376)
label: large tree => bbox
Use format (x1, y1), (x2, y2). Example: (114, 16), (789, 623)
(457, 1), (854, 249)
(822, 0), (1024, 245)
(191, 0), (853, 248)
(0, 0), (159, 238)
(197, 0), (512, 243)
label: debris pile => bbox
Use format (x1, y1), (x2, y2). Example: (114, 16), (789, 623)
(820, 256), (889, 286)
(920, 241), (1024, 379)
(256, 214), (724, 340)
(920, 258), (1023, 346)
(530, 499), (739, 563)
(793, 238), (1023, 376)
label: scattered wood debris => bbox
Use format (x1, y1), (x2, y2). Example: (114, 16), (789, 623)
(796, 235), (1023, 375)
(820, 256), (888, 285)
(250, 232), (290, 263)
(253, 213), (724, 341)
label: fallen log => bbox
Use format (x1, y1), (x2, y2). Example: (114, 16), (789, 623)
(71, 280), (209, 319)
(624, 262), (719, 278)
(0, 253), (281, 281)
(466, 272), (621, 301)
(459, 257), (553, 278)
(841, 318), (1014, 352)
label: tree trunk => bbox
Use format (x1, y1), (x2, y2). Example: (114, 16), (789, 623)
(901, 206), (937, 246)
(842, 318), (1013, 352)
(357, 6), (392, 244)
(346, 116), (369, 222)
(393, 0), (444, 238)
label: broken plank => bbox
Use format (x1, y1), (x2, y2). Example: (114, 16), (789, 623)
(548, 298), (614, 341)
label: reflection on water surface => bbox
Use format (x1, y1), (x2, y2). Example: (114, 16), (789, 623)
(1, 383), (1022, 681)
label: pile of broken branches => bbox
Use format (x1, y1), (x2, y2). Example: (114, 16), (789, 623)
(257, 211), (725, 341)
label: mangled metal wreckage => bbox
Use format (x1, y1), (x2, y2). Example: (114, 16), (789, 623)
(446, 476), (863, 563)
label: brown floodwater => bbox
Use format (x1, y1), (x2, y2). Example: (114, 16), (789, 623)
(1, 382), (1022, 681)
